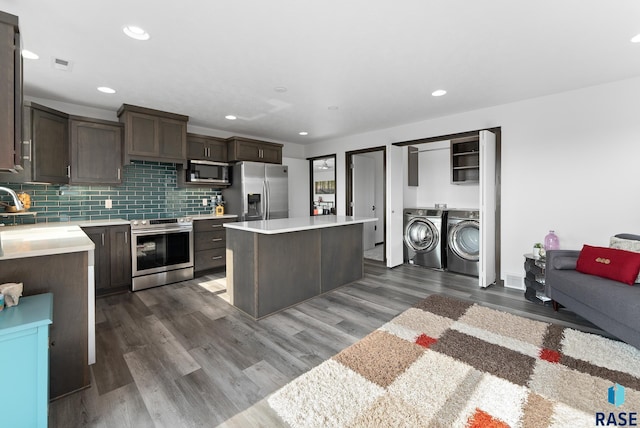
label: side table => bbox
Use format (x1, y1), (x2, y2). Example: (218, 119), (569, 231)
(523, 253), (552, 306)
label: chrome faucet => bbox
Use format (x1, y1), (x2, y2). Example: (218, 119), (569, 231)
(0, 186), (24, 211)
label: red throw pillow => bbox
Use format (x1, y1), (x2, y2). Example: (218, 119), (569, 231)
(576, 245), (640, 285)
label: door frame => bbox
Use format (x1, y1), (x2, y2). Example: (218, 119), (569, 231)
(392, 127), (502, 286)
(345, 146), (387, 263)
(307, 154), (337, 216)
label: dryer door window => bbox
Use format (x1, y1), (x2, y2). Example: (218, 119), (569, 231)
(449, 220), (480, 261)
(404, 219), (439, 252)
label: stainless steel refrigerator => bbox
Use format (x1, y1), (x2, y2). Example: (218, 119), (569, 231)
(223, 161), (289, 221)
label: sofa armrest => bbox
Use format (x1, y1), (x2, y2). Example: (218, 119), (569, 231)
(546, 250), (580, 271)
(545, 250), (580, 299)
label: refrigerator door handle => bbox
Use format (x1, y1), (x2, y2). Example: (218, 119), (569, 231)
(262, 180), (268, 220)
(265, 180), (270, 220)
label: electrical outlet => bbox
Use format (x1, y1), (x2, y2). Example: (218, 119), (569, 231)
(105, 199), (112, 209)
(202, 198), (208, 206)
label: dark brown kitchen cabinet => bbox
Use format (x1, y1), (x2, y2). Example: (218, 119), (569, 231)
(227, 136), (283, 164)
(82, 224), (131, 296)
(70, 116), (123, 185)
(0, 11), (22, 172)
(30, 103), (69, 183)
(117, 104), (188, 166)
(193, 218), (232, 273)
(0, 102), (69, 184)
(187, 133), (227, 161)
(0, 251), (89, 400)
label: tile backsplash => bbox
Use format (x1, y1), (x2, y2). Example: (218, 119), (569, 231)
(0, 161), (222, 225)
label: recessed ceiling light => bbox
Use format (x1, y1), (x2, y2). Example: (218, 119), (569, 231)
(123, 25), (150, 41)
(631, 34), (640, 43)
(97, 86), (116, 94)
(274, 86), (288, 93)
(432, 89), (447, 97)
(21, 49), (39, 60)
(299, 131), (309, 136)
(225, 115), (237, 120)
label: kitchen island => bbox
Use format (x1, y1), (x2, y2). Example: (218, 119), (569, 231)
(224, 215), (376, 319)
(0, 224), (94, 399)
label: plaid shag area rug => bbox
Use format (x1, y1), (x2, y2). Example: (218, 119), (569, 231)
(267, 294), (640, 427)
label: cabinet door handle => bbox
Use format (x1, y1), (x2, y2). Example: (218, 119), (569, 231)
(211, 224), (223, 228)
(66, 165), (71, 178)
(212, 238), (223, 242)
(117, 168), (121, 180)
(124, 233), (128, 244)
(101, 233), (105, 246)
(211, 256), (223, 260)
(204, 147), (207, 157)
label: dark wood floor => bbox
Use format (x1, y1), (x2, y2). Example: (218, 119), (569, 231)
(49, 260), (605, 427)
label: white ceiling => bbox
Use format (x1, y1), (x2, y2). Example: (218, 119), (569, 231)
(3, 1), (640, 145)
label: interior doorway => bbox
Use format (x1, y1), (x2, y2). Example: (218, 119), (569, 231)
(308, 154), (336, 216)
(346, 147), (386, 263)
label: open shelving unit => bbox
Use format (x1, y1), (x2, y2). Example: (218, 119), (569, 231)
(451, 135), (480, 184)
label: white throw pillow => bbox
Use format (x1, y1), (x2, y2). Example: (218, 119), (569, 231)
(610, 236), (640, 283)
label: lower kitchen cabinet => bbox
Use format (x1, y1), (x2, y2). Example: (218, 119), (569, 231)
(194, 218), (232, 273)
(83, 225), (131, 295)
(0, 293), (53, 428)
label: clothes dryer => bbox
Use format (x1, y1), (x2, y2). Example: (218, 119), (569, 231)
(403, 208), (446, 269)
(446, 209), (480, 277)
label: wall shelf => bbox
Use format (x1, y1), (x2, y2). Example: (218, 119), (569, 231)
(450, 136), (480, 184)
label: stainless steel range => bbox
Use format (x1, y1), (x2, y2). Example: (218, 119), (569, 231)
(130, 217), (194, 291)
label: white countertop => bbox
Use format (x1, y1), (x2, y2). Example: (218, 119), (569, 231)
(224, 215), (377, 234)
(0, 224), (95, 260)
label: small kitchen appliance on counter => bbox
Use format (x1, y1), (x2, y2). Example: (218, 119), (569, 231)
(130, 217), (194, 291)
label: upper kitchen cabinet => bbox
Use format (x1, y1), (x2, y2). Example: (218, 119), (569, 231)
(0, 103), (69, 184)
(117, 104), (188, 166)
(31, 104), (70, 183)
(227, 136), (283, 164)
(70, 116), (123, 185)
(0, 11), (22, 172)
(187, 133), (227, 161)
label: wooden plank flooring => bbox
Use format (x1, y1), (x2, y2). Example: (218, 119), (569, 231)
(49, 260), (607, 427)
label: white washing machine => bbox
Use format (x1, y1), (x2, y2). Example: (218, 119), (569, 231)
(446, 209), (480, 277)
(403, 208), (446, 269)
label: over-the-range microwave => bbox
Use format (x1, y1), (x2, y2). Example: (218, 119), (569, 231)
(186, 160), (230, 185)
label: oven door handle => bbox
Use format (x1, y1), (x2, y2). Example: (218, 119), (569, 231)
(132, 227), (192, 235)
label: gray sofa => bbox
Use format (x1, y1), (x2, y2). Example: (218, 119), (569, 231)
(545, 234), (640, 349)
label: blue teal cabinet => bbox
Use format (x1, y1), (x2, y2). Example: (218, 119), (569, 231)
(0, 293), (53, 428)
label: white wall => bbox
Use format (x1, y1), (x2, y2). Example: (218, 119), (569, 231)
(284, 157), (309, 218)
(305, 76), (640, 286)
(404, 140), (479, 210)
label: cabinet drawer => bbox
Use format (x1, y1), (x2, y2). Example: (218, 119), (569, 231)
(195, 248), (226, 271)
(194, 218), (232, 232)
(194, 230), (226, 250)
